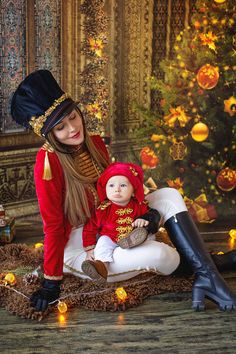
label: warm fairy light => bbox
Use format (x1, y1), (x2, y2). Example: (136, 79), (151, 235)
(115, 287), (128, 302)
(229, 229), (236, 240)
(4, 273), (16, 285)
(57, 301), (68, 314)
(34, 242), (44, 249)
(217, 251), (224, 255)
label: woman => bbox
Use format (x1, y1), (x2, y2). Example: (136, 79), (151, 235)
(11, 70), (236, 312)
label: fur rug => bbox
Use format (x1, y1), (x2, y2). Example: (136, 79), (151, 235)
(0, 243), (193, 321)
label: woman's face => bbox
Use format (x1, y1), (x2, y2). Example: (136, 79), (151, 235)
(52, 109), (84, 146)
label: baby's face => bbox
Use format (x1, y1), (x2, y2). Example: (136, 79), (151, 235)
(106, 175), (134, 206)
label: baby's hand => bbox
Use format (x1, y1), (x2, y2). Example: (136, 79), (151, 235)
(86, 249), (95, 261)
(132, 218), (149, 228)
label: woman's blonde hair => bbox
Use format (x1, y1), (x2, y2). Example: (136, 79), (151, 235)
(47, 108), (109, 227)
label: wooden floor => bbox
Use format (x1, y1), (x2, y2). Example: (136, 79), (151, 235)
(1, 219), (236, 354)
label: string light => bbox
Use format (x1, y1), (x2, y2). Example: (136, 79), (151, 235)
(115, 287), (128, 302)
(34, 242), (44, 249)
(229, 229), (236, 239)
(57, 301), (68, 314)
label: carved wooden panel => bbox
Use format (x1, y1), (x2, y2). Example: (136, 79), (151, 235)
(109, 0), (154, 141)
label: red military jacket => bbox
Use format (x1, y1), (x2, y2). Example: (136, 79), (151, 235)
(82, 198), (149, 250)
(34, 135), (109, 280)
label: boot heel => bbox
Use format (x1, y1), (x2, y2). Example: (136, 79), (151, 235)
(192, 287), (205, 311)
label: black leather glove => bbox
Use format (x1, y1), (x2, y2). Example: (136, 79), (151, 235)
(138, 208), (161, 234)
(30, 279), (61, 312)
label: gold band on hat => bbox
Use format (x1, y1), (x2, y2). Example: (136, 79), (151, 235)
(29, 93), (69, 136)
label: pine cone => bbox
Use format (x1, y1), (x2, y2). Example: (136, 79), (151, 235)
(23, 273), (39, 285)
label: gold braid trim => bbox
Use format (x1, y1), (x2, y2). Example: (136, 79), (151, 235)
(29, 93), (70, 136)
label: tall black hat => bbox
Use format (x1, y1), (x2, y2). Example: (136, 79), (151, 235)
(11, 70), (76, 137)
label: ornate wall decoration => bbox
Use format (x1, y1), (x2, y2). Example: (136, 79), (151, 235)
(0, 148), (39, 217)
(0, 0), (26, 133)
(109, 0), (154, 141)
(35, 0), (61, 82)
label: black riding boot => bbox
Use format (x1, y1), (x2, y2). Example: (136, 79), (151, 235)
(165, 211), (236, 311)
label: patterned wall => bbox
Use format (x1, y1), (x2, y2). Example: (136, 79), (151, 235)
(0, 0), (26, 133)
(0, 1), (61, 218)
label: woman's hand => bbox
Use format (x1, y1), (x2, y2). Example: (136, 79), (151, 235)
(132, 218), (149, 228)
(86, 249), (95, 261)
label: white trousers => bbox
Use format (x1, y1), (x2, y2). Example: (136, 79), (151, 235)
(63, 188), (187, 282)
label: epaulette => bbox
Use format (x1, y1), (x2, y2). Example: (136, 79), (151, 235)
(88, 130), (99, 136)
(41, 142), (54, 180)
(42, 141), (54, 153)
(97, 200), (112, 210)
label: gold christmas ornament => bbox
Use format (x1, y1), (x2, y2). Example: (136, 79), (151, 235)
(224, 96), (236, 117)
(191, 122), (209, 142)
(214, 0), (226, 3)
(199, 31), (218, 51)
(197, 64), (219, 90)
(169, 141), (187, 160)
(164, 106), (191, 128)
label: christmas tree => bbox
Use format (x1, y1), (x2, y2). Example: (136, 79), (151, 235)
(136, 0), (236, 221)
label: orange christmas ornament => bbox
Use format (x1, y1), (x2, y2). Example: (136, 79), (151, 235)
(196, 64), (219, 90)
(191, 122), (209, 142)
(224, 96), (236, 117)
(140, 147), (159, 169)
(216, 167), (236, 192)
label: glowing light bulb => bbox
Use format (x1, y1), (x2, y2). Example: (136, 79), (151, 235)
(217, 251), (224, 255)
(57, 301), (68, 314)
(115, 287), (128, 302)
(34, 242), (44, 249)
(4, 273), (16, 285)
(229, 229), (236, 239)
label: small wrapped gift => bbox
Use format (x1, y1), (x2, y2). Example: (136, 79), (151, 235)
(0, 217), (16, 243)
(184, 194), (217, 223)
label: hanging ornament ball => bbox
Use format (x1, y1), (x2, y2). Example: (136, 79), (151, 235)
(140, 147), (159, 169)
(196, 64), (219, 90)
(191, 122), (209, 142)
(57, 301), (68, 314)
(214, 0), (226, 3)
(216, 167), (236, 192)
(4, 273), (16, 285)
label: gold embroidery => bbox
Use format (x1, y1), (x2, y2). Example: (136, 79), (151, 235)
(116, 217), (133, 224)
(116, 225), (133, 234)
(129, 166), (138, 176)
(98, 200), (112, 210)
(29, 93), (70, 136)
(115, 208), (133, 216)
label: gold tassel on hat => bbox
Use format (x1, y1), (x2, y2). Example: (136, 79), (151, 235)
(43, 151), (52, 180)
